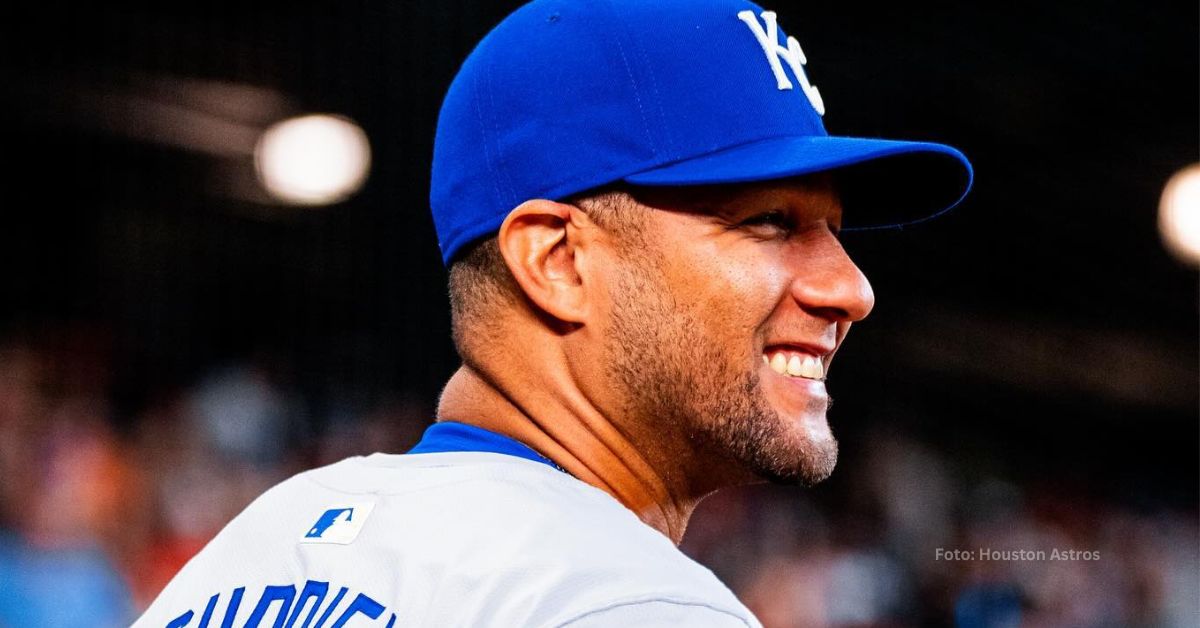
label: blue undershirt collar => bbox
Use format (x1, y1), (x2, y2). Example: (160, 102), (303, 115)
(407, 422), (566, 473)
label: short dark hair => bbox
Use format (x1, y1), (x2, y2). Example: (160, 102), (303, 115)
(447, 188), (645, 365)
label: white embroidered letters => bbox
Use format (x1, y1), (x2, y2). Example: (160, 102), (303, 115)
(737, 10), (826, 116)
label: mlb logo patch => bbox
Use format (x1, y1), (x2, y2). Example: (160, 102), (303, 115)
(300, 502), (376, 545)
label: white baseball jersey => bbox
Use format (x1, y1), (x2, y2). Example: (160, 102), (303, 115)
(135, 422), (762, 627)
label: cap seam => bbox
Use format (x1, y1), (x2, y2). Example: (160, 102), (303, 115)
(483, 51), (520, 210)
(604, 0), (658, 157)
(471, 65), (509, 218)
(624, 3), (675, 158)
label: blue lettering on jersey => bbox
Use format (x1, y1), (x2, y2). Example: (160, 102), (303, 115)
(306, 508), (354, 538)
(220, 587), (244, 628)
(165, 610), (192, 628)
(164, 581), (394, 627)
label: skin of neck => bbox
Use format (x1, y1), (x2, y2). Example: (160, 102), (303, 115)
(436, 327), (737, 545)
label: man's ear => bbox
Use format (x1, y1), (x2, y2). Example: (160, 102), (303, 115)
(497, 199), (590, 324)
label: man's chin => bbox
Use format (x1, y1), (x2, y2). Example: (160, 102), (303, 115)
(718, 406), (839, 487)
(753, 384), (839, 483)
(754, 437), (838, 487)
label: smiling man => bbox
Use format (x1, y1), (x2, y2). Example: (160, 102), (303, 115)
(438, 173), (876, 546)
(137, 1), (970, 626)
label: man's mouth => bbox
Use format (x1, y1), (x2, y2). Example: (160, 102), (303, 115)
(762, 348), (825, 381)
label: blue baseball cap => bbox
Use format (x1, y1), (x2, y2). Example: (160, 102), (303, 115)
(431, 0), (973, 265)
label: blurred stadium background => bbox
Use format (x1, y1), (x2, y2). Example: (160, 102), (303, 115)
(0, 1), (1196, 626)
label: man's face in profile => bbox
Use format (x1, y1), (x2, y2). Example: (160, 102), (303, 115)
(596, 174), (875, 486)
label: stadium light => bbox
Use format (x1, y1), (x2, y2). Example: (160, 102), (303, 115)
(254, 114), (371, 206)
(1159, 164), (1200, 265)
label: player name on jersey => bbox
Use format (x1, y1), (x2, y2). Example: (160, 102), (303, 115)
(164, 580), (395, 628)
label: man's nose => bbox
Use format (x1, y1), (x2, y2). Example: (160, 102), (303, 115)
(787, 232), (875, 323)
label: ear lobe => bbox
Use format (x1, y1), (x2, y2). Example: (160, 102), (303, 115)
(497, 199), (589, 325)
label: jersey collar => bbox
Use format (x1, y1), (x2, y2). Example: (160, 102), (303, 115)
(407, 422), (566, 473)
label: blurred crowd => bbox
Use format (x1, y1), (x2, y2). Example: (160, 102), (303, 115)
(685, 441), (1198, 627)
(0, 331), (1195, 627)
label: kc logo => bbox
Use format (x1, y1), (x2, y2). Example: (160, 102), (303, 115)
(737, 10), (826, 116)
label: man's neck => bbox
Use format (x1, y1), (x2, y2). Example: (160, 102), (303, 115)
(435, 364), (700, 544)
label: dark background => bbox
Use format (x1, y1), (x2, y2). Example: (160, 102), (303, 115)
(0, 1), (1195, 626)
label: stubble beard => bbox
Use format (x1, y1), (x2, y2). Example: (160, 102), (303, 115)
(603, 257), (838, 488)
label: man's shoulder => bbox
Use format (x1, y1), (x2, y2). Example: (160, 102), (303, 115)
(298, 452), (720, 581)
(136, 452), (757, 627)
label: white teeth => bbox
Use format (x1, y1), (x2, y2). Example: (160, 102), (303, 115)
(769, 352), (788, 375)
(801, 355), (824, 379)
(786, 355), (804, 377)
(763, 350), (826, 380)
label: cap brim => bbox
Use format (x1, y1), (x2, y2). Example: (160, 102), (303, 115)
(623, 135), (973, 229)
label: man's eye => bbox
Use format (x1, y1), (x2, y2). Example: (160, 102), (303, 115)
(742, 211), (793, 230)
